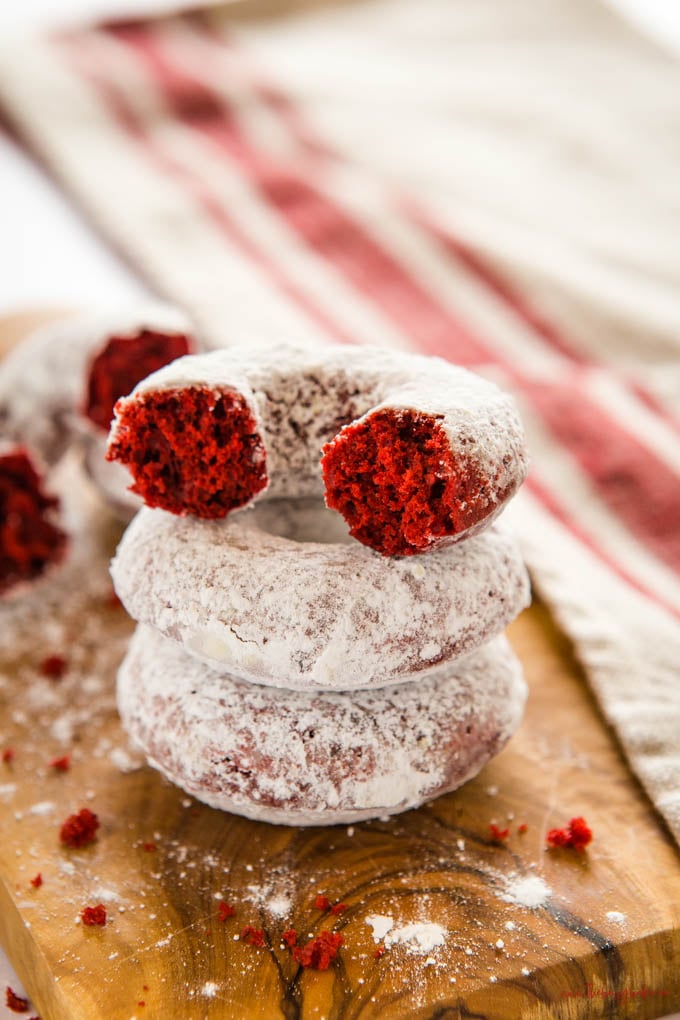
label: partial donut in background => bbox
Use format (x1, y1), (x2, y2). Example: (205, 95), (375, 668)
(0, 305), (197, 515)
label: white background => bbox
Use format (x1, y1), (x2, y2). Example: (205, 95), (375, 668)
(1, 0), (680, 1013)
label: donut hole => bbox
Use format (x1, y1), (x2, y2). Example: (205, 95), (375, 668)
(84, 330), (192, 431)
(321, 408), (488, 556)
(0, 449), (67, 595)
(107, 386), (267, 518)
(249, 498), (353, 546)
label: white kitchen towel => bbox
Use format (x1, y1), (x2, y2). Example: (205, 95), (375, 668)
(1, 0), (679, 840)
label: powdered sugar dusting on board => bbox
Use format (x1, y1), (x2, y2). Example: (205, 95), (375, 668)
(365, 915), (447, 955)
(244, 881), (293, 919)
(366, 915), (394, 942)
(499, 873), (552, 909)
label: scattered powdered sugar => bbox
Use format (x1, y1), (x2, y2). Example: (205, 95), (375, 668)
(109, 746), (143, 773)
(90, 886), (121, 903)
(366, 915), (394, 942)
(387, 922), (447, 955)
(201, 982), (219, 998)
(365, 916), (447, 955)
(50, 714), (75, 744)
(605, 910), (626, 924)
(499, 873), (551, 909)
(244, 883), (292, 919)
(267, 894), (292, 919)
(28, 801), (55, 816)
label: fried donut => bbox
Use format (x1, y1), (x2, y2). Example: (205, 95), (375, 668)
(111, 498), (530, 690)
(117, 625), (527, 826)
(0, 305), (196, 512)
(107, 341), (528, 555)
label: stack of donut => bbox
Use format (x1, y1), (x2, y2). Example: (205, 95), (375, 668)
(109, 340), (531, 826)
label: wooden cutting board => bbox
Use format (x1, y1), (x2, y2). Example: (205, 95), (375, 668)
(1, 312), (679, 1020)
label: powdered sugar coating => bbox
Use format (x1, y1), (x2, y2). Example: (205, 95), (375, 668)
(109, 340), (528, 536)
(111, 499), (530, 690)
(117, 625), (527, 825)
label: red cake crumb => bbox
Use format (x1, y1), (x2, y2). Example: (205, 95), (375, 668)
(489, 823), (510, 842)
(49, 755), (70, 772)
(142, 841), (157, 853)
(292, 931), (344, 970)
(322, 409), (493, 556)
(518, 823), (528, 834)
(2, 748), (14, 764)
(107, 386), (267, 518)
(217, 901), (235, 921)
(40, 654), (68, 680)
(60, 808), (100, 848)
(546, 816), (593, 853)
(314, 894), (331, 911)
(240, 926), (265, 947)
(330, 902), (348, 916)
(0, 449), (67, 596)
(84, 330), (191, 431)
(81, 904), (107, 927)
(282, 929), (298, 948)
(373, 946), (386, 959)
(30, 873), (43, 889)
(5, 986), (29, 1012)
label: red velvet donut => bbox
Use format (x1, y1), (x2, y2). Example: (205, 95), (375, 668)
(108, 341), (528, 556)
(111, 498), (530, 691)
(118, 624), (527, 826)
(0, 306), (196, 514)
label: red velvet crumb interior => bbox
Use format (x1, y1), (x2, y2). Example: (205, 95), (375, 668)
(322, 408), (491, 556)
(0, 449), (67, 596)
(84, 330), (191, 431)
(107, 386), (267, 517)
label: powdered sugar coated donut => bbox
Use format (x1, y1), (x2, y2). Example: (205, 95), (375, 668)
(111, 498), (530, 690)
(0, 305), (196, 512)
(118, 625), (527, 826)
(107, 341), (528, 556)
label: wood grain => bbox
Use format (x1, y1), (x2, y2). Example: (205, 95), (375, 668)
(1, 313), (679, 1020)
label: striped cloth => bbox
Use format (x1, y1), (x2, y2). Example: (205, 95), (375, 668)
(1, 0), (679, 839)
